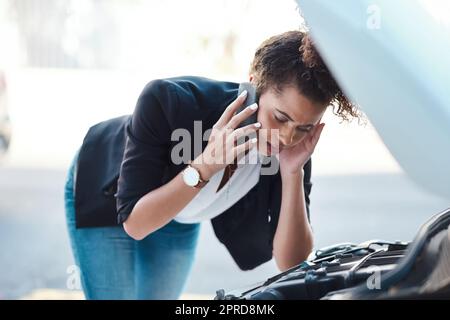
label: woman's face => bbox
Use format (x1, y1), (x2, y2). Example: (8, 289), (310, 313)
(256, 85), (326, 156)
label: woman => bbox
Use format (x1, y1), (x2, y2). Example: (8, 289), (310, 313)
(65, 30), (359, 300)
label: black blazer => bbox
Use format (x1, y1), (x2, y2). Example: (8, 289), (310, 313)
(74, 76), (312, 270)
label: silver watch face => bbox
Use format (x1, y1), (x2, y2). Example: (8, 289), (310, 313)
(183, 166), (200, 187)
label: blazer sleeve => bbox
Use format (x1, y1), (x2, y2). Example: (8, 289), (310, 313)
(116, 79), (175, 224)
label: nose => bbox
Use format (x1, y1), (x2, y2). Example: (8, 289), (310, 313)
(279, 126), (295, 147)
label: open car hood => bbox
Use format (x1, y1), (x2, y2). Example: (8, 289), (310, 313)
(296, 0), (450, 200)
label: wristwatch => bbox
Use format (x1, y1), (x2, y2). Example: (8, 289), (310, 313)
(182, 164), (209, 189)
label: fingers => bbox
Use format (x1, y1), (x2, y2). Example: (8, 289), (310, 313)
(314, 122), (325, 141)
(309, 123), (325, 149)
(227, 103), (258, 129)
(214, 90), (248, 129)
(221, 135), (258, 164)
(234, 137), (258, 161)
(229, 122), (260, 143)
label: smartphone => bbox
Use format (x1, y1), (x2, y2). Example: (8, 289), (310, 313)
(236, 82), (258, 147)
(237, 82), (258, 128)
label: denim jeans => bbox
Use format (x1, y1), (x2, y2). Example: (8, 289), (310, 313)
(64, 152), (201, 299)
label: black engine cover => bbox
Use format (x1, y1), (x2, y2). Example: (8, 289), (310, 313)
(215, 208), (450, 300)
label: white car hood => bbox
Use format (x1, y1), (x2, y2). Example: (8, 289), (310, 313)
(297, 0), (450, 200)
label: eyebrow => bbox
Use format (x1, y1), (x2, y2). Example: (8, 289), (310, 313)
(275, 108), (314, 128)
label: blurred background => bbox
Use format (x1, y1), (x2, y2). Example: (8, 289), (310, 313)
(0, 0), (448, 299)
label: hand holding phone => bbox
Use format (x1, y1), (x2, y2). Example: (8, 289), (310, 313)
(195, 83), (260, 178)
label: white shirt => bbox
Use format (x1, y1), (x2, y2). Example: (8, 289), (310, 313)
(174, 147), (263, 223)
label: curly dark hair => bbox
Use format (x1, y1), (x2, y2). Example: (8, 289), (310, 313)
(250, 30), (361, 122)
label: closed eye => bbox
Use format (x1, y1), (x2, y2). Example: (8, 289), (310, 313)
(275, 113), (311, 132)
(274, 114), (288, 123)
(296, 127), (310, 133)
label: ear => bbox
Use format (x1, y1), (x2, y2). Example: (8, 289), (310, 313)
(249, 74), (254, 82)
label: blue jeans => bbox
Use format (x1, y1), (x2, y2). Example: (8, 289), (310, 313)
(64, 152), (201, 300)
